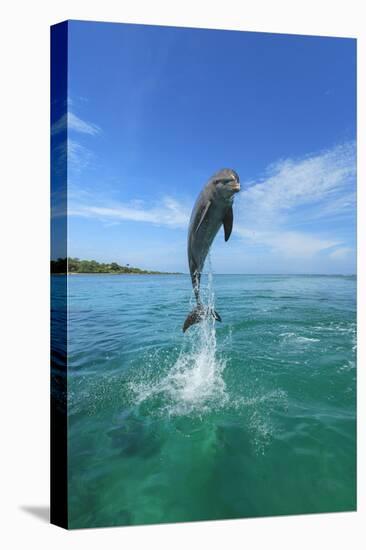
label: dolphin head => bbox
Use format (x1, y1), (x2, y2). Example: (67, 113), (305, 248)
(210, 168), (240, 198)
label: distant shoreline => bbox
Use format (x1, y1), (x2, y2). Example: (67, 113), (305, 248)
(53, 272), (183, 276)
(50, 257), (181, 275)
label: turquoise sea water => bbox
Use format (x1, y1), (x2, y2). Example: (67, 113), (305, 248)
(57, 273), (356, 528)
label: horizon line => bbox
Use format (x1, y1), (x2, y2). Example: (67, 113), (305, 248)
(58, 272), (357, 277)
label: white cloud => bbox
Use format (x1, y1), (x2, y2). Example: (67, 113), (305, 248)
(239, 142), (355, 223)
(235, 141), (356, 260)
(328, 247), (353, 261)
(51, 138), (93, 175)
(68, 139), (93, 171)
(68, 112), (101, 135)
(236, 227), (340, 258)
(51, 112), (101, 136)
(51, 111), (101, 175)
(69, 196), (190, 228)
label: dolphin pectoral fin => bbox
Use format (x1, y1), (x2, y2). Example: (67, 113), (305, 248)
(182, 306), (222, 332)
(195, 201), (211, 233)
(223, 206), (233, 241)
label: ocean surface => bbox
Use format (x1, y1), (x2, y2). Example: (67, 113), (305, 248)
(54, 273), (356, 528)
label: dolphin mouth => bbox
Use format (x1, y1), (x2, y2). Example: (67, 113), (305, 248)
(230, 183), (241, 192)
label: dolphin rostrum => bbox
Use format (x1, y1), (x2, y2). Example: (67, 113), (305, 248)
(183, 168), (240, 332)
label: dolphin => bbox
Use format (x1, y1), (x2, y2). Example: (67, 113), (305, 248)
(183, 168), (240, 332)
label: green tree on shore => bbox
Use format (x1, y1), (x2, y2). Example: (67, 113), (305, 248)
(50, 258), (180, 275)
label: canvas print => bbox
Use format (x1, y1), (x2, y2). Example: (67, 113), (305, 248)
(51, 20), (356, 529)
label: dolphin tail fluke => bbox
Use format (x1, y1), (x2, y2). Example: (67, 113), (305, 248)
(182, 306), (221, 333)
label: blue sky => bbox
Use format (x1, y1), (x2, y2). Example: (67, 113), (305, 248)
(52, 20), (356, 274)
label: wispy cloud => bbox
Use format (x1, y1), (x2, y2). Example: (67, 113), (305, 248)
(328, 246), (353, 261)
(68, 139), (94, 171)
(51, 139), (94, 174)
(69, 194), (190, 228)
(236, 227), (340, 258)
(235, 141), (356, 259)
(240, 142), (355, 222)
(52, 109), (101, 175)
(51, 112), (101, 136)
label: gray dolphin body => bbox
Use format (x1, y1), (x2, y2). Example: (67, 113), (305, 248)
(183, 168), (240, 332)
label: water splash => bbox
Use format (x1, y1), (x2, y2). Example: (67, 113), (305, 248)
(127, 264), (288, 454)
(130, 264), (228, 416)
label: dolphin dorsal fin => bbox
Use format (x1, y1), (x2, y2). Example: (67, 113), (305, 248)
(195, 201), (211, 233)
(223, 206), (233, 241)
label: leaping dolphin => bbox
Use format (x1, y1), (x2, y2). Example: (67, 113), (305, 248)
(183, 168), (240, 332)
